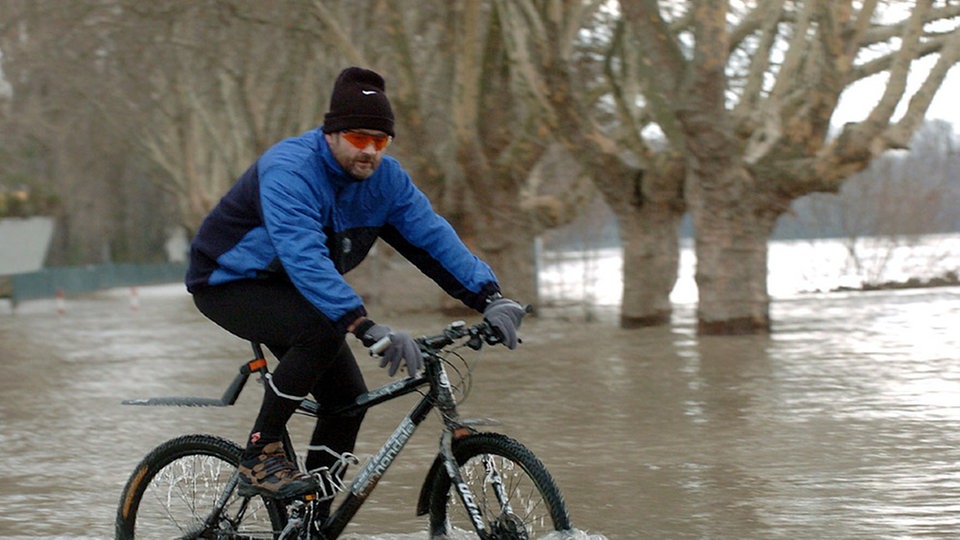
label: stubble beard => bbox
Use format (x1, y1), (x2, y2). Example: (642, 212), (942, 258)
(347, 154), (380, 180)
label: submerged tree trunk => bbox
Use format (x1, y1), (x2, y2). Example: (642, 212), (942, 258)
(677, 3), (775, 335)
(618, 209), (682, 327)
(619, 1), (960, 335)
(606, 162), (684, 328)
(680, 108), (784, 334)
(687, 186), (779, 334)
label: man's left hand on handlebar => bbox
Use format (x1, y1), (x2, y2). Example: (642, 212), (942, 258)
(483, 296), (526, 349)
(354, 320), (423, 377)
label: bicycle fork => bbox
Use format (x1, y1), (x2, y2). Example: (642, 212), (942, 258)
(440, 428), (524, 537)
(439, 430), (487, 533)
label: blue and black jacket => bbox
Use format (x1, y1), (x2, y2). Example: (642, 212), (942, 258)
(185, 127), (500, 333)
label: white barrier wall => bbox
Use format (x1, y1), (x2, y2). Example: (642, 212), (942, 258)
(0, 217), (54, 274)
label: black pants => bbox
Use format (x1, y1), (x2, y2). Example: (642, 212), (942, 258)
(192, 278), (367, 473)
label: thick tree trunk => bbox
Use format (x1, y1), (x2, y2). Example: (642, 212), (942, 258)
(677, 0), (778, 335)
(690, 206), (776, 334)
(598, 155), (685, 328)
(617, 203), (682, 328)
(686, 163), (780, 334)
(473, 202), (538, 306)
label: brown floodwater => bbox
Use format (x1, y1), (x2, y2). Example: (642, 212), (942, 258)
(1, 284), (959, 538)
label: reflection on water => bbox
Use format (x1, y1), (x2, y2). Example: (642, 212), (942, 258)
(1, 283), (959, 538)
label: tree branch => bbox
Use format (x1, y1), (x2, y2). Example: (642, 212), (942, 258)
(862, 0), (930, 128)
(885, 24), (960, 147)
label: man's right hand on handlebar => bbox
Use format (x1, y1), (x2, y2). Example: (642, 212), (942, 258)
(353, 319), (422, 377)
(483, 296), (526, 349)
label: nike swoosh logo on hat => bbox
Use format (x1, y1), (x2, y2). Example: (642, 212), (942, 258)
(362, 90), (377, 95)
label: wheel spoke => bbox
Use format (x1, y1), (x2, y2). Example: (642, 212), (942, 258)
(428, 433), (570, 538)
(116, 435), (284, 539)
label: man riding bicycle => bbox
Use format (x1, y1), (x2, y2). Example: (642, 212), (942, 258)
(185, 67), (525, 516)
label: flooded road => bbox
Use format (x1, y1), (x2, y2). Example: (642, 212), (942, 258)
(1, 283), (959, 538)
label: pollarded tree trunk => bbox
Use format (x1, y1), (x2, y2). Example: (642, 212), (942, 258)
(677, 2), (778, 335)
(605, 162), (685, 328)
(687, 185), (779, 334)
(623, 1), (960, 335)
(618, 207), (682, 327)
(683, 142), (785, 334)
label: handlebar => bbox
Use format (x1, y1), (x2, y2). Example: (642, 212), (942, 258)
(418, 320), (500, 352)
(366, 320), (499, 357)
(368, 304), (533, 357)
(417, 304), (534, 353)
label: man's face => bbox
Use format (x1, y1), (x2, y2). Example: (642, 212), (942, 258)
(325, 129), (391, 180)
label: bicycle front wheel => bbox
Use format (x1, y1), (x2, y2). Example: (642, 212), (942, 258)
(427, 432), (571, 539)
(115, 434), (285, 539)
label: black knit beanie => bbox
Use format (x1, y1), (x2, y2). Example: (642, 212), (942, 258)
(322, 67), (395, 137)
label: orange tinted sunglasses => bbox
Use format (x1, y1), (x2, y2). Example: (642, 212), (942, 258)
(341, 130), (392, 151)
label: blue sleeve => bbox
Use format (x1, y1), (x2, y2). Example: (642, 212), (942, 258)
(380, 170), (500, 312)
(258, 164), (366, 332)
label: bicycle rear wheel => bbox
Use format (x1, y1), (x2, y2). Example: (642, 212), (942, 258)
(427, 432), (571, 539)
(115, 434), (285, 539)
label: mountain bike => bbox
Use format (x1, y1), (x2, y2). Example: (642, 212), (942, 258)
(115, 314), (572, 539)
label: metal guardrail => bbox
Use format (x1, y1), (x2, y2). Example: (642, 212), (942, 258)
(0, 263), (187, 305)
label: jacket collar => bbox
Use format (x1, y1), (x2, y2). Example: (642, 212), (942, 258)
(316, 127), (356, 189)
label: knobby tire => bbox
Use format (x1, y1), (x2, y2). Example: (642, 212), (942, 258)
(427, 432), (571, 539)
(115, 434), (285, 539)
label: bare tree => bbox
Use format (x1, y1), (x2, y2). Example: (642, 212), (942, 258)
(615, 0), (960, 334)
(499, 1), (959, 332)
(2, 0), (595, 301)
(0, 1), (173, 264)
(90, 1), (347, 234)
(289, 1), (597, 303)
(494, 0), (686, 327)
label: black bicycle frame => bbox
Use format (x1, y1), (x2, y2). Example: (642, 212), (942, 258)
(126, 323), (515, 538)
(291, 352), (478, 538)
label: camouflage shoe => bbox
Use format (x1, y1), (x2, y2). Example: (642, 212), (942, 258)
(237, 441), (318, 499)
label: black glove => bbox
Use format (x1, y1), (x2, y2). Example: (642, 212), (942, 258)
(483, 297), (526, 349)
(359, 322), (422, 377)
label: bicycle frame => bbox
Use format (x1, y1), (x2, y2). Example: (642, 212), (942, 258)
(125, 323), (512, 539)
(267, 340), (494, 538)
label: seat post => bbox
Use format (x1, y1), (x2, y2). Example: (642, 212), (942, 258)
(251, 342), (266, 361)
